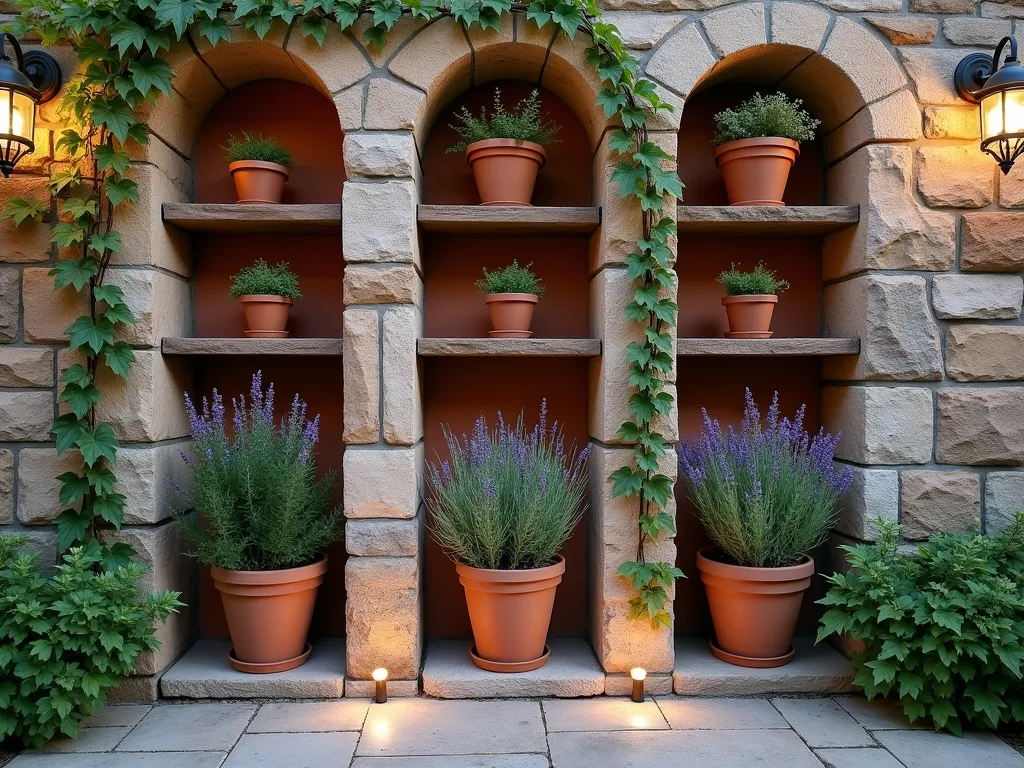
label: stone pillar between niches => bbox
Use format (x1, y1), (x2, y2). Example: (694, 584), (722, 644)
(342, 129), (425, 696)
(587, 130), (678, 694)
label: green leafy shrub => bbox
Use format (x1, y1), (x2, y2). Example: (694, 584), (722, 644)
(0, 537), (181, 749)
(223, 133), (294, 168)
(475, 260), (545, 296)
(817, 513), (1024, 735)
(713, 92), (821, 146)
(427, 402), (591, 570)
(229, 259), (302, 301)
(447, 89), (561, 153)
(717, 262), (790, 296)
(178, 371), (343, 571)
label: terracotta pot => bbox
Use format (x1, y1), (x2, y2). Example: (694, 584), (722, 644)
(229, 160), (289, 204)
(697, 547), (814, 668)
(456, 555), (565, 672)
(466, 139), (546, 206)
(485, 293), (538, 338)
(714, 137), (799, 206)
(721, 294), (778, 339)
(212, 554), (328, 673)
(238, 294), (292, 338)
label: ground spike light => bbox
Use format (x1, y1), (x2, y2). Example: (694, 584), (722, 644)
(0, 31), (62, 178)
(954, 35), (1024, 175)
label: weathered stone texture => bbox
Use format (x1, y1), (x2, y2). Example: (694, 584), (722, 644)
(701, 3), (765, 58)
(118, 443), (191, 525)
(342, 181), (419, 265)
(343, 133), (417, 179)
(382, 305), (423, 445)
(932, 274), (1023, 320)
(820, 0), (900, 10)
(0, 347), (53, 387)
(362, 78), (425, 132)
(865, 16), (938, 46)
(603, 11), (686, 49)
(771, 2), (831, 49)
(0, 214), (50, 263)
(16, 448), (80, 524)
(346, 518), (419, 557)
(915, 146), (994, 208)
(342, 309), (380, 445)
(822, 387), (934, 465)
(937, 388), (1024, 465)
(900, 471), (981, 540)
(104, 268), (190, 347)
(961, 213), (1024, 272)
(345, 556), (421, 679)
(0, 392), (52, 442)
(943, 17), (1013, 45)
(836, 466), (899, 542)
(343, 445), (423, 519)
(911, 0), (975, 11)
(333, 84), (364, 133)
(824, 89), (922, 163)
(0, 450), (11, 524)
(645, 23), (717, 99)
(23, 268), (89, 343)
(822, 275), (942, 381)
(1001, 166), (1024, 208)
(900, 47), (987, 105)
(344, 264), (421, 306)
(923, 105), (981, 140)
(979, 2), (1024, 18)
(91, 351), (190, 442)
(285, 24), (371, 93)
(0, 268), (17, 342)
(947, 326), (1024, 382)
(985, 472), (1024, 535)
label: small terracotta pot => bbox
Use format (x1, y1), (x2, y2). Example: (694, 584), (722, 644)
(721, 294), (778, 339)
(466, 139), (546, 206)
(714, 137), (799, 206)
(457, 556), (564, 672)
(485, 293), (538, 338)
(229, 160), (290, 204)
(697, 547), (814, 668)
(212, 554), (327, 673)
(239, 294), (292, 338)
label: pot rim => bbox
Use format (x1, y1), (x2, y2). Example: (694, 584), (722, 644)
(721, 294), (779, 305)
(696, 547), (814, 580)
(466, 137), (547, 155)
(211, 552), (328, 585)
(484, 292), (540, 304)
(237, 294), (294, 305)
(456, 554), (565, 582)
(228, 159), (291, 179)
(713, 136), (801, 156)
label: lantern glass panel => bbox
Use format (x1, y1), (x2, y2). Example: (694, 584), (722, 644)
(0, 88), (33, 139)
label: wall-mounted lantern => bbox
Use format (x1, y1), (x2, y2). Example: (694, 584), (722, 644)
(955, 35), (1024, 175)
(0, 31), (62, 178)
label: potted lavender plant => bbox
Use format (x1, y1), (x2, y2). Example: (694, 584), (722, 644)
(678, 390), (851, 668)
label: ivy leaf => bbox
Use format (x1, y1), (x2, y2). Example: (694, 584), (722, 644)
(102, 342), (136, 379)
(616, 421), (641, 443)
(60, 197), (98, 221)
(89, 231), (123, 256)
(51, 413), (85, 455)
(102, 303), (136, 327)
(608, 130), (634, 156)
(244, 7), (274, 38)
(93, 284), (127, 308)
(95, 145), (132, 176)
(59, 381), (102, 419)
(129, 58), (174, 98)
(124, 122), (151, 147)
(610, 465), (643, 497)
(108, 19), (147, 57)
(67, 315), (115, 355)
(639, 511), (675, 539)
(49, 258), (99, 293)
(372, 0), (403, 28)
(85, 465), (117, 496)
(1, 197), (47, 226)
(550, 2), (583, 38)
(610, 162), (645, 197)
(55, 509), (92, 550)
(76, 424), (119, 467)
(90, 97), (135, 143)
(199, 15), (231, 47)
(335, 1), (360, 28)
(51, 222), (86, 248)
(629, 391), (655, 423)
(101, 543), (136, 572)
(596, 88), (626, 119)
(271, 0), (300, 24)
(299, 15), (327, 44)
(620, 106), (646, 130)
(55, 129), (88, 158)
(525, 1), (550, 27)
(93, 493), (126, 527)
(61, 364), (93, 388)
(363, 24), (388, 51)
(57, 472), (92, 506)
(641, 474), (673, 507)
(155, 0), (200, 37)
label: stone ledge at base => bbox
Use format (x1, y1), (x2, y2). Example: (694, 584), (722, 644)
(345, 678), (420, 698)
(422, 638), (605, 698)
(673, 637), (856, 695)
(160, 639), (345, 699)
(605, 673), (673, 697)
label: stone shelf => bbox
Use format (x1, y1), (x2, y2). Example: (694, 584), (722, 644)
(418, 338), (601, 357)
(422, 638), (605, 698)
(676, 205), (859, 236)
(676, 338), (860, 356)
(160, 639), (346, 699)
(162, 202), (342, 233)
(417, 205), (601, 234)
(161, 338), (343, 356)
(673, 637), (856, 695)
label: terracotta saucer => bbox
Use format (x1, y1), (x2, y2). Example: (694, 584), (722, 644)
(228, 643), (312, 674)
(725, 331), (773, 339)
(488, 330), (533, 338)
(469, 644), (550, 673)
(244, 330), (289, 338)
(480, 201), (533, 206)
(709, 639), (794, 668)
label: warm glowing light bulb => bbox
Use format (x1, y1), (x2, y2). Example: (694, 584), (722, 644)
(630, 667), (647, 681)
(372, 667), (389, 681)
(0, 90), (28, 136)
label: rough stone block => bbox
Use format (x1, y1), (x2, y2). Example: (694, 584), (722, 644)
(900, 47), (989, 105)
(345, 555), (421, 679)
(1001, 165), (1024, 207)
(701, 3), (765, 58)
(932, 274), (1023, 320)
(353, 15), (427, 67)
(333, 83), (364, 133)
(866, 16), (938, 45)
(937, 388), (1024, 465)
(16, 448), (79, 524)
(91, 350), (191, 442)
(389, 20), (471, 94)
(115, 163), (191, 276)
(382, 305), (422, 446)
(0, 347), (53, 387)
(0, 450), (11, 524)
(0, 391), (52, 441)
(824, 89), (922, 163)
(961, 212), (1024, 271)
(943, 17), (1012, 45)
(346, 518), (419, 557)
(985, 472), (1024, 535)
(836, 466), (899, 541)
(118, 442), (192, 524)
(22, 268), (89, 343)
(342, 309), (380, 445)
(344, 264), (421, 306)
(0, 210), (50, 263)
(343, 445), (423, 519)
(822, 274), (942, 381)
(363, 78), (425, 132)
(0, 268), (17, 341)
(645, 23), (717, 99)
(980, 1), (1024, 17)
(923, 105), (981, 139)
(342, 181), (419, 266)
(822, 386), (934, 465)
(343, 132), (417, 179)
(916, 146), (994, 208)
(947, 325), (1024, 381)
(285, 24), (371, 94)
(105, 268), (191, 347)
(602, 11), (686, 50)
(900, 470), (981, 540)
(771, 2), (831, 49)
(912, 0), (975, 11)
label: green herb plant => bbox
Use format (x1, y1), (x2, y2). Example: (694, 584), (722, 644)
(717, 263), (790, 296)
(0, 536), (181, 748)
(229, 259), (302, 300)
(223, 132), (294, 167)
(713, 92), (821, 146)
(476, 260), (545, 296)
(447, 88), (560, 153)
(5, 0), (683, 631)
(817, 513), (1024, 735)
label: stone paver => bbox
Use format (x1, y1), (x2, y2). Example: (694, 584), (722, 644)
(116, 702), (255, 752)
(874, 729), (1024, 768)
(816, 747), (905, 768)
(9, 755), (226, 767)
(834, 696), (928, 730)
(351, 758), (550, 767)
(247, 701), (369, 732)
(81, 706), (152, 728)
(543, 698), (669, 731)
(772, 698), (875, 748)
(33, 727), (131, 753)
(656, 697), (789, 730)
(223, 732), (359, 768)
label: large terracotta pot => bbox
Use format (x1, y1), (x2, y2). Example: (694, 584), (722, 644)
(485, 293), (538, 338)
(212, 554), (328, 673)
(456, 555), (564, 672)
(721, 294), (778, 339)
(466, 139), (546, 206)
(714, 137), (799, 206)
(229, 159), (289, 204)
(697, 547), (814, 668)
(239, 294), (293, 338)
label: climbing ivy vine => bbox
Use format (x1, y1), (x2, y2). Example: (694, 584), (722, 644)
(4, 0), (682, 624)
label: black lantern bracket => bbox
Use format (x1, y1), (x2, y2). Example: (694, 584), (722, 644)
(0, 31), (62, 104)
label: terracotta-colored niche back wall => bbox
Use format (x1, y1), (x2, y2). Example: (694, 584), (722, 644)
(190, 79), (347, 638)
